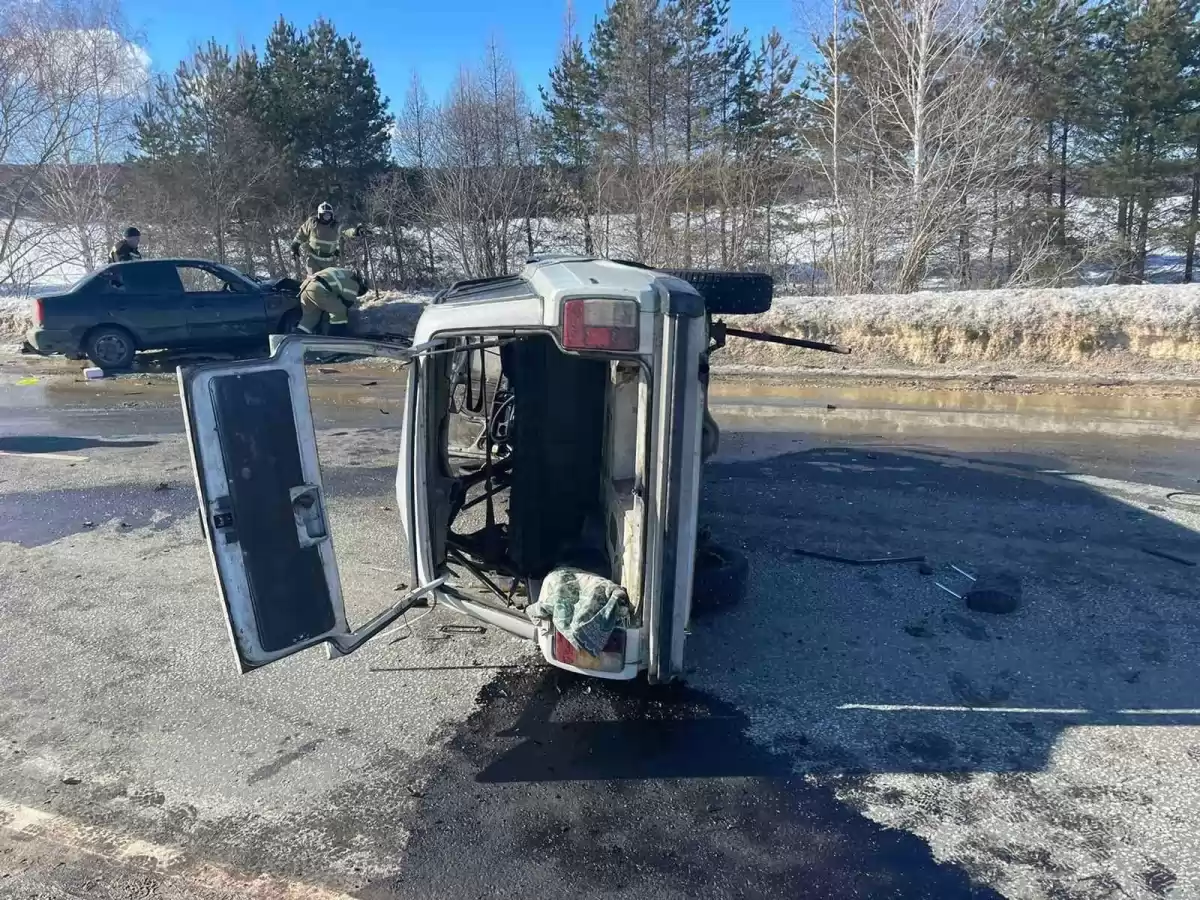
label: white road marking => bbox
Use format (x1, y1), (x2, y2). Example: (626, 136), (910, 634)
(840, 703), (1200, 716)
(0, 450), (88, 462)
(840, 703), (1092, 714)
(0, 797), (357, 899)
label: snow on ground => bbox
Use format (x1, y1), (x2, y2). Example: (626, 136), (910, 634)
(0, 296), (32, 340)
(351, 290), (433, 334)
(720, 283), (1200, 375)
(2, 205), (1198, 377)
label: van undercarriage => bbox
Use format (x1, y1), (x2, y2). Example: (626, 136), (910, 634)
(179, 257), (838, 682)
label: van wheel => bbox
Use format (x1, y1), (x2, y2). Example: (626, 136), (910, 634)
(658, 269), (773, 315)
(692, 538), (749, 615)
(83, 326), (136, 369)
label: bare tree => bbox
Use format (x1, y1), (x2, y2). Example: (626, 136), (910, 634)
(803, 0), (1035, 292)
(428, 46), (536, 278)
(395, 70), (437, 279)
(38, 9), (147, 271)
(0, 0), (145, 289)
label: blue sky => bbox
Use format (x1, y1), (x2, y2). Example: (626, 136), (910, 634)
(121, 0), (800, 110)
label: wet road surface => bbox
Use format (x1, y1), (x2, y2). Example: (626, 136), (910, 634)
(2, 364), (1199, 898)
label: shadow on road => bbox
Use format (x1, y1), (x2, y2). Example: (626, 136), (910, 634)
(0, 482), (193, 547)
(365, 437), (1200, 897)
(687, 442), (1200, 776)
(0, 435), (157, 453)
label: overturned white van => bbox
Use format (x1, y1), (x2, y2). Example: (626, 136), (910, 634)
(178, 257), (828, 682)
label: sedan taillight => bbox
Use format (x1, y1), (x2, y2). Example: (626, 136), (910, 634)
(32, 298), (44, 326)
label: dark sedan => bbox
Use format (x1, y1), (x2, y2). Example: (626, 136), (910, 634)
(24, 258), (302, 369)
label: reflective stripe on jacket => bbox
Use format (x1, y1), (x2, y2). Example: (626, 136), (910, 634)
(303, 267), (363, 304)
(292, 217), (357, 259)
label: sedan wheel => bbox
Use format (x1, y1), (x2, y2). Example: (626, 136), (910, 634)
(84, 327), (136, 369)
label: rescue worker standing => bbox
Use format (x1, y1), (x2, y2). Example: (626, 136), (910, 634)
(290, 202), (370, 274)
(109, 227), (141, 263)
(296, 267), (368, 337)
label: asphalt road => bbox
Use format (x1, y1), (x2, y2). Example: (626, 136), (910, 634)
(2, 360), (1200, 899)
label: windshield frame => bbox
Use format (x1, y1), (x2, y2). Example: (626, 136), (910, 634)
(210, 263), (261, 291)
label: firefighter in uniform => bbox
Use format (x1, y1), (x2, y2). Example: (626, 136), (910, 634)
(296, 267), (368, 337)
(109, 227), (141, 263)
(290, 202), (370, 274)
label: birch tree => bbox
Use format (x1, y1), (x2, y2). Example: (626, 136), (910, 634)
(0, 0), (145, 288)
(805, 0), (1032, 291)
(428, 45), (535, 278)
(395, 71), (438, 277)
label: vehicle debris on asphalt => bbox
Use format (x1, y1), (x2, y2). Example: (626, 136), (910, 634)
(1142, 547), (1197, 567)
(792, 548), (926, 567)
(936, 564), (1021, 614)
(440, 624), (487, 635)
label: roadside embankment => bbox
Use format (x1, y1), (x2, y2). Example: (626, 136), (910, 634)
(715, 284), (1200, 378)
(0, 297), (29, 338)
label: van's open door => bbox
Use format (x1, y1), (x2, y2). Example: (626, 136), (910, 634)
(179, 334), (443, 673)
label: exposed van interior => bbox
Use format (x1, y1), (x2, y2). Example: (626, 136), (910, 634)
(424, 333), (646, 619)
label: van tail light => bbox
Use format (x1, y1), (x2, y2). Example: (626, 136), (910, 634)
(562, 299), (639, 352)
(32, 298), (44, 326)
(553, 629), (627, 674)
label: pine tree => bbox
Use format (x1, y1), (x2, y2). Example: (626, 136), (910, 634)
(133, 41), (281, 263)
(747, 27), (800, 267)
(260, 17), (393, 212)
(665, 0), (725, 262)
(1183, 49), (1200, 281)
(1088, 0), (1200, 282)
(1166, 9), (1200, 282)
(986, 0), (1089, 251)
(591, 0), (678, 259)
(539, 26), (601, 254)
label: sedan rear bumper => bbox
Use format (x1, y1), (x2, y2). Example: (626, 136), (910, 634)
(25, 328), (81, 357)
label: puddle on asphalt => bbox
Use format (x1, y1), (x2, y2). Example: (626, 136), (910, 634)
(711, 382), (1200, 440)
(0, 366), (407, 409)
(6, 360), (1200, 444)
